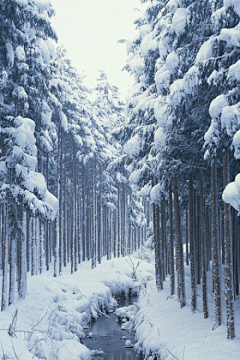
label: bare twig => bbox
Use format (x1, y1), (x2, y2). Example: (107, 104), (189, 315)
(29, 337), (47, 352)
(11, 339), (20, 360)
(9, 309), (18, 337)
(183, 346), (186, 360)
(0, 340), (4, 356)
(166, 348), (180, 360)
(56, 344), (65, 354)
(98, 310), (109, 318)
(31, 308), (49, 331)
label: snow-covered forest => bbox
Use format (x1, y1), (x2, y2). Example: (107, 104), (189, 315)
(1, 0), (240, 359)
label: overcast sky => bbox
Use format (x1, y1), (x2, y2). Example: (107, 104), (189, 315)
(50, 0), (144, 99)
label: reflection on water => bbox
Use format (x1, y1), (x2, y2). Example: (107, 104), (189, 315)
(84, 298), (138, 360)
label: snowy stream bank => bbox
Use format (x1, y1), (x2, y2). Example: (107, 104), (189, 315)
(0, 255), (154, 360)
(83, 295), (139, 359)
(1, 250), (240, 360)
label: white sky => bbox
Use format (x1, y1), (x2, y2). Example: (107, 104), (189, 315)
(50, 0), (144, 99)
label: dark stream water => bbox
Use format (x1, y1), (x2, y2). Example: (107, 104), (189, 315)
(84, 297), (139, 360)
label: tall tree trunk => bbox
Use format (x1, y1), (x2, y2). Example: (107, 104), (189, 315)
(63, 151), (67, 267)
(152, 194), (163, 291)
(35, 218), (39, 275)
(39, 221), (44, 274)
(19, 211), (27, 298)
(185, 208), (189, 266)
(86, 163), (91, 261)
(82, 160), (86, 262)
(59, 130), (63, 275)
(31, 217), (36, 276)
(74, 153), (78, 272)
(223, 150), (234, 338)
(46, 154), (50, 271)
(9, 235), (16, 305)
(26, 212), (30, 273)
(161, 199), (166, 281)
(113, 209), (117, 258)
(169, 183), (175, 296)
(71, 143), (76, 274)
(199, 170), (208, 319)
(2, 203), (8, 311)
(173, 177), (186, 308)
(211, 155), (221, 327)
(189, 173), (197, 312)
(195, 192), (201, 285)
(98, 163), (102, 263)
(122, 182), (126, 256)
(91, 157), (97, 268)
(117, 183), (121, 257)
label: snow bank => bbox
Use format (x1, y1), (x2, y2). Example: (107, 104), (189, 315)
(133, 265), (240, 360)
(0, 255), (154, 360)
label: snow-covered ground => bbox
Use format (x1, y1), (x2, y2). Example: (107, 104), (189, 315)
(0, 254), (153, 359)
(134, 263), (240, 360)
(1, 249), (240, 360)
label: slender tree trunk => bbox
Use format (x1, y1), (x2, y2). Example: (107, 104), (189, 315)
(35, 218), (39, 275)
(74, 154), (78, 272)
(113, 209), (117, 258)
(71, 143), (76, 274)
(54, 127), (62, 278)
(186, 208), (189, 266)
(199, 170), (208, 319)
(152, 196), (163, 291)
(78, 184), (82, 264)
(98, 163), (102, 263)
(9, 235), (16, 305)
(39, 221), (44, 274)
(63, 151), (67, 267)
(82, 160), (86, 262)
(173, 177), (186, 308)
(31, 217), (36, 276)
(223, 150), (234, 338)
(2, 203), (8, 311)
(195, 192), (201, 285)
(86, 163), (90, 260)
(189, 173), (197, 312)
(122, 182), (126, 256)
(117, 183), (121, 257)
(169, 183), (175, 296)
(92, 157), (97, 268)
(19, 211), (27, 298)
(161, 199), (166, 281)
(46, 154), (50, 271)
(211, 155), (221, 327)
(206, 207), (211, 271)
(59, 130), (63, 275)
(26, 212), (30, 273)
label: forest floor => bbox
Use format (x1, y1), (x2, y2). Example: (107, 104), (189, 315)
(0, 248), (240, 359)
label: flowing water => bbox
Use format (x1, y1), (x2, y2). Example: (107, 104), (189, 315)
(84, 296), (139, 360)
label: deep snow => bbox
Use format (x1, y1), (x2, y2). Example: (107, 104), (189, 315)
(0, 249), (240, 359)
(0, 253), (153, 359)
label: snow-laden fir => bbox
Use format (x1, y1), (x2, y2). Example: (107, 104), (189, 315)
(1, 0), (240, 359)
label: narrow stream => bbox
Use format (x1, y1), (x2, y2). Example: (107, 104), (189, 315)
(84, 296), (139, 360)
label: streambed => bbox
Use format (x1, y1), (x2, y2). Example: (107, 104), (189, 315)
(84, 296), (139, 360)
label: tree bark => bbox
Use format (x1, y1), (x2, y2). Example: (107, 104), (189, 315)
(153, 200), (163, 291)
(169, 183), (175, 296)
(223, 150), (234, 338)
(2, 203), (8, 311)
(211, 155), (221, 327)
(9, 235), (16, 305)
(173, 177), (186, 308)
(189, 173), (197, 312)
(199, 170), (208, 319)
